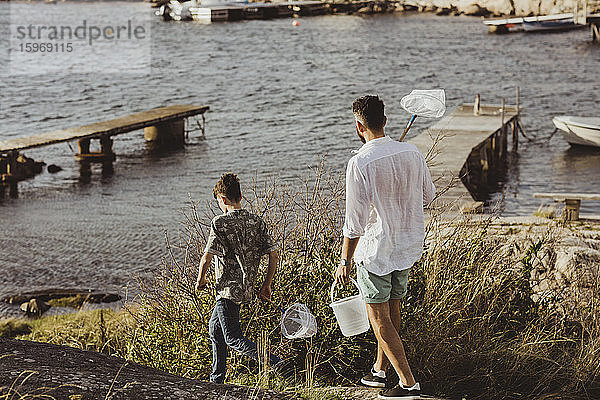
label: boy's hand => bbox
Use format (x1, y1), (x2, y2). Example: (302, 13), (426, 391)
(195, 277), (208, 292)
(259, 283), (272, 301)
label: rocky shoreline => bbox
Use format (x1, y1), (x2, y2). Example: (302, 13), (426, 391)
(481, 216), (600, 317)
(334, 0), (599, 17)
(1, 289), (122, 318)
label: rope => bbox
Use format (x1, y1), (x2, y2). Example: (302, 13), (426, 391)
(516, 118), (558, 144)
(518, 119), (536, 141)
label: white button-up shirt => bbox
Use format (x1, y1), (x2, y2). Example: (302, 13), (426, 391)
(342, 136), (435, 276)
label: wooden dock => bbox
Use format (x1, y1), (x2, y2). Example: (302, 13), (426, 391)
(1, 105), (209, 198)
(409, 96), (520, 212)
(0, 105), (209, 153)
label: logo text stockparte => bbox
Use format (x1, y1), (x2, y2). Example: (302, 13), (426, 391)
(15, 20), (146, 46)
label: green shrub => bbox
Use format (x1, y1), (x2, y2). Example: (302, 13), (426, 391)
(0, 318), (31, 339)
(126, 161), (600, 399)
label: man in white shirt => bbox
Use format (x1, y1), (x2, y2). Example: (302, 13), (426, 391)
(335, 95), (435, 400)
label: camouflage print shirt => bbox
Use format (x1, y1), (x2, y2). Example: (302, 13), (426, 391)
(204, 209), (277, 304)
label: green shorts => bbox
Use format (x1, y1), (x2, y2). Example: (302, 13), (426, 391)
(357, 263), (410, 304)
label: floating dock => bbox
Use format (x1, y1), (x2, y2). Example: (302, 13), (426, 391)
(0, 105), (209, 198)
(409, 95), (521, 213)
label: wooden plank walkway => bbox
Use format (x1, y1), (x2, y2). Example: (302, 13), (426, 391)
(0, 105), (209, 153)
(409, 103), (519, 211)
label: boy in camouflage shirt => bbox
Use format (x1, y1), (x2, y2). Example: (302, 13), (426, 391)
(195, 173), (281, 384)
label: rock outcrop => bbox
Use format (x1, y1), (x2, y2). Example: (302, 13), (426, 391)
(491, 217), (600, 317)
(19, 298), (51, 316)
(0, 339), (300, 400)
(528, 227), (600, 316)
(3, 289), (123, 316)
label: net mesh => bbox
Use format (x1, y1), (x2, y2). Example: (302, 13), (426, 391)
(400, 89), (446, 118)
(280, 303), (317, 340)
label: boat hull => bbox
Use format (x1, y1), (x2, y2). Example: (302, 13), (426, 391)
(523, 19), (583, 32)
(553, 116), (600, 148)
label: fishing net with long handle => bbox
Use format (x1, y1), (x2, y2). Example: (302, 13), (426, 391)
(399, 89), (447, 141)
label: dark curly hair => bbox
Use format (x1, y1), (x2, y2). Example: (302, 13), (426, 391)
(352, 95), (385, 132)
(213, 173), (242, 202)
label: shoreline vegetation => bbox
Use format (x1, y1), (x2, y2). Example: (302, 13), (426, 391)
(3, 0), (599, 19)
(1, 162), (600, 399)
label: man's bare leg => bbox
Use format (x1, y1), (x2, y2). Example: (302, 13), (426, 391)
(367, 301), (416, 387)
(373, 299), (402, 373)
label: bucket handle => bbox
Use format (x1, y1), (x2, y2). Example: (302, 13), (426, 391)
(330, 278), (363, 304)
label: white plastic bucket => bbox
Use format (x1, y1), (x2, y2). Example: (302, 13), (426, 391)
(329, 278), (370, 337)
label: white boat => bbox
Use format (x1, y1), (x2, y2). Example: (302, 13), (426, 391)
(553, 115), (600, 148)
(522, 18), (583, 32)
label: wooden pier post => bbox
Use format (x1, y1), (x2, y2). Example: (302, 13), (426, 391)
(0, 159), (5, 198)
(592, 23), (600, 42)
(99, 135), (114, 156)
(501, 98), (505, 128)
(473, 94), (481, 115)
(563, 199), (581, 221)
(511, 120), (517, 151)
(5, 151), (19, 198)
(0, 154), (7, 198)
(144, 120), (186, 148)
(516, 86), (520, 118)
(77, 138), (91, 155)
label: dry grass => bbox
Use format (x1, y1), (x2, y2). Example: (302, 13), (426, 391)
(8, 158), (600, 400)
(126, 159), (600, 399)
(9, 309), (133, 357)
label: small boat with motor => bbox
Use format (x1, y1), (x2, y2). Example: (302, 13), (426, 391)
(553, 116), (600, 148)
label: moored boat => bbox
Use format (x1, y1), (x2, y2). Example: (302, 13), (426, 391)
(523, 18), (584, 32)
(553, 116), (600, 148)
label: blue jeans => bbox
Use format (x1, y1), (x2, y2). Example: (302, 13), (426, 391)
(208, 298), (281, 383)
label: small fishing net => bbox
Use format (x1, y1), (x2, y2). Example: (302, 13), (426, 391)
(400, 89), (446, 118)
(280, 303), (317, 340)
